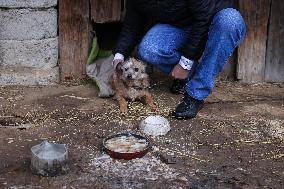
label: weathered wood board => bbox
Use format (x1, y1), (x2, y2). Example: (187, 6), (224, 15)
(220, 53), (237, 79)
(90, 0), (122, 23)
(265, 0), (284, 82)
(237, 0), (272, 83)
(59, 0), (92, 81)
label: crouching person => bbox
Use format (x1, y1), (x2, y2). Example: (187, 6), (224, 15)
(113, 0), (246, 119)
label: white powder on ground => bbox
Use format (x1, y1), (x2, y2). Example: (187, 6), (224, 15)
(89, 153), (180, 181)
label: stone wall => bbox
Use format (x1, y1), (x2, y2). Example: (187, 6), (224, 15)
(0, 0), (58, 85)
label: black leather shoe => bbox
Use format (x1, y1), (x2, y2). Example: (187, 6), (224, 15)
(170, 79), (186, 94)
(172, 93), (204, 119)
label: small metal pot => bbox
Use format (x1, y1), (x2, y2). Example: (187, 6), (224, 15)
(31, 141), (68, 177)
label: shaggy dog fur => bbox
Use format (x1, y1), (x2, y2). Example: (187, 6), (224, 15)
(112, 58), (157, 113)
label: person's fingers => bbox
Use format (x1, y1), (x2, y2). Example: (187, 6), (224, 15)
(170, 70), (175, 78)
(171, 66), (179, 78)
(172, 72), (176, 78)
(171, 64), (191, 79)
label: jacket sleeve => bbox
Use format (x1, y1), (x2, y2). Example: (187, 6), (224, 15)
(182, 0), (216, 60)
(113, 1), (146, 58)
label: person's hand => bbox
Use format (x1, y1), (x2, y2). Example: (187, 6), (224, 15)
(170, 64), (190, 80)
(113, 59), (124, 70)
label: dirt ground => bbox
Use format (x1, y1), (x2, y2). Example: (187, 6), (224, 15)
(0, 75), (283, 189)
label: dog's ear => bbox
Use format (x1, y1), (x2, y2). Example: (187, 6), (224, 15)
(132, 58), (140, 64)
(116, 63), (123, 74)
(116, 63), (122, 70)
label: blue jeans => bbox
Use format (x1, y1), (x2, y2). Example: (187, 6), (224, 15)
(138, 8), (246, 100)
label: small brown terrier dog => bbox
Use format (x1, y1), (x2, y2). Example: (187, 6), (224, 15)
(112, 58), (157, 113)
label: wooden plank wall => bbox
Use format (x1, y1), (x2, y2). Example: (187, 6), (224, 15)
(237, 0), (272, 83)
(265, 0), (284, 82)
(58, 0), (283, 83)
(59, 0), (122, 81)
(90, 0), (122, 23)
(59, 0), (92, 81)
(221, 53), (236, 78)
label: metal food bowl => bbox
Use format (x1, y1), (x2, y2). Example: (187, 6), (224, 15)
(103, 132), (150, 160)
(140, 116), (170, 136)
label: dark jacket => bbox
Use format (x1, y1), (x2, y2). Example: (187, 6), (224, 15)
(113, 0), (236, 61)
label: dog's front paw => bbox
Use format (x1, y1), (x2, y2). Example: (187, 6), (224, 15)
(119, 101), (128, 113)
(150, 104), (157, 112)
(120, 106), (128, 113)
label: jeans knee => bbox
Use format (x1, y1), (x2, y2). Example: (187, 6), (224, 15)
(138, 42), (179, 65)
(138, 43), (155, 63)
(213, 8), (246, 39)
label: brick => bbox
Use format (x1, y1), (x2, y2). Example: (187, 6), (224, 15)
(0, 38), (58, 69)
(0, 66), (59, 85)
(0, 0), (57, 8)
(0, 8), (57, 40)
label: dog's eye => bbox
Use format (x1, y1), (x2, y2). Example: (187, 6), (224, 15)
(124, 68), (128, 71)
(134, 68), (139, 72)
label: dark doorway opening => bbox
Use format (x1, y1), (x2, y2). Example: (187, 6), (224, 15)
(93, 22), (123, 51)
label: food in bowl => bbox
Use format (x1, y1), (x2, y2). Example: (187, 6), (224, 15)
(105, 135), (148, 153)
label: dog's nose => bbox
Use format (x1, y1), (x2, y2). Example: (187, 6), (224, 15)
(127, 74), (132, 79)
